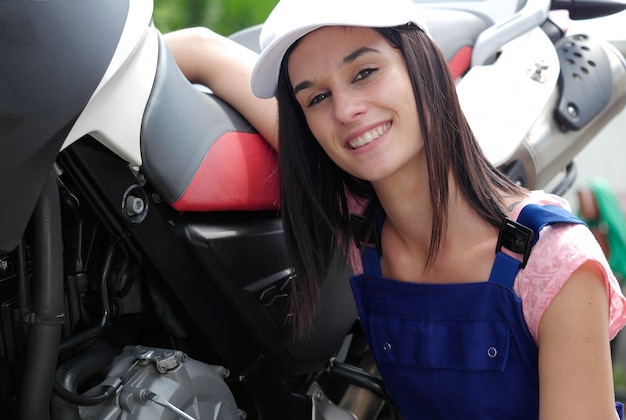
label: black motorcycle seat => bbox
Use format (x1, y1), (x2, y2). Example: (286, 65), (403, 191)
(140, 33), (280, 212)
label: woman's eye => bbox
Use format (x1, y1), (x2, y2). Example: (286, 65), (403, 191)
(309, 92), (330, 106)
(354, 67), (378, 82)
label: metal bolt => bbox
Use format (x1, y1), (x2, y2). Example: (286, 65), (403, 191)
(125, 195), (145, 216)
(24, 313), (35, 324)
(314, 389), (325, 401)
(0, 259), (8, 275)
(218, 367), (231, 379)
(529, 60), (549, 83)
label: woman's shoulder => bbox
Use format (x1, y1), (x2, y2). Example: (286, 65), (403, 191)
(509, 190), (572, 220)
(512, 191), (626, 342)
(513, 190), (605, 274)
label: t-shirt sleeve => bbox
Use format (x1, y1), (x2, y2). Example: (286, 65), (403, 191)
(514, 222), (626, 343)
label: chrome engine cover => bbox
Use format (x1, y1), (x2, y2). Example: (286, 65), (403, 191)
(78, 346), (241, 420)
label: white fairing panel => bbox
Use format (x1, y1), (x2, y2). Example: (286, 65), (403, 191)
(456, 26), (559, 166)
(413, 0), (523, 24)
(62, 0), (156, 166)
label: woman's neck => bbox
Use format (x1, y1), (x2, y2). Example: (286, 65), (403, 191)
(374, 173), (509, 283)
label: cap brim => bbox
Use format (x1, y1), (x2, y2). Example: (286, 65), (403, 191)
(250, 25), (323, 99)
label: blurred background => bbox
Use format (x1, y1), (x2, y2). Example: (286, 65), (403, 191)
(153, 0), (276, 36)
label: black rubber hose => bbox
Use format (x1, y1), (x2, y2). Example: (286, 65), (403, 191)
(19, 173), (65, 420)
(53, 339), (117, 407)
(59, 244), (114, 354)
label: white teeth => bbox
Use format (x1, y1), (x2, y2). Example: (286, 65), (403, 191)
(348, 123), (391, 149)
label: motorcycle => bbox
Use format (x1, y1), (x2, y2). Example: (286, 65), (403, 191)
(1, 0), (625, 419)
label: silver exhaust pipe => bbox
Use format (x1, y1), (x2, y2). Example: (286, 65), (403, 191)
(503, 35), (626, 190)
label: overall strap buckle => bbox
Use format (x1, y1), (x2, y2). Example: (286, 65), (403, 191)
(496, 218), (534, 268)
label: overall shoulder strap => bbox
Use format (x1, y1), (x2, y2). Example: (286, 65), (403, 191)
(517, 204), (583, 246)
(489, 204), (585, 288)
(361, 246), (383, 277)
(352, 205), (385, 277)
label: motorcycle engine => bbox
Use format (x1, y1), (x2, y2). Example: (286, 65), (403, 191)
(74, 346), (241, 420)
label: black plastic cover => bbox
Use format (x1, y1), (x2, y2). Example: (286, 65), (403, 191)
(0, 0), (129, 252)
(555, 34), (612, 130)
(550, 0), (626, 19)
(182, 213), (357, 377)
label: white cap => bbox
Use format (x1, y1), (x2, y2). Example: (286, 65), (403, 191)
(250, 0), (429, 99)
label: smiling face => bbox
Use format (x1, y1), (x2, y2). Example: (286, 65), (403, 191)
(287, 26), (424, 185)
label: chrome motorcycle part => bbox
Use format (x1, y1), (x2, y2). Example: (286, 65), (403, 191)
(143, 391), (197, 420)
(133, 345), (188, 373)
(308, 382), (358, 420)
(78, 345), (241, 419)
(509, 36), (626, 189)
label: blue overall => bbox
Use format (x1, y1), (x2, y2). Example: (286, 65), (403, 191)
(350, 204), (625, 419)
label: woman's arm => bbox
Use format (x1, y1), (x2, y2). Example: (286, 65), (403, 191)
(538, 262), (617, 419)
(164, 27), (279, 149)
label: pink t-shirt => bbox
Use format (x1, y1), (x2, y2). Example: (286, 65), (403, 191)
(511, 191), (626, 343)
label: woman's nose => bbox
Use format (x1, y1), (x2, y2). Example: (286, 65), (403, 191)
(332, 89), (367, 123)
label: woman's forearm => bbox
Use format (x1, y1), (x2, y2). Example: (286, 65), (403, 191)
(164, 27), (278, 149)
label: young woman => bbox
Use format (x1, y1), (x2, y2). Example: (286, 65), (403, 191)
(166, 0), (626, 418)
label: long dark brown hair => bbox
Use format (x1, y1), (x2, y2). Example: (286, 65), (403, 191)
(276, 25), (523, 336)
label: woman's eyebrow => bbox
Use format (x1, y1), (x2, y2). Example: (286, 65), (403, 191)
(344, 46), (379, 64)
(292, 46), (380, 96)
(293, 80), (312, 96)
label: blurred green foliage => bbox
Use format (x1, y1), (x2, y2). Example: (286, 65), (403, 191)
(153, 0), (277, 36)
